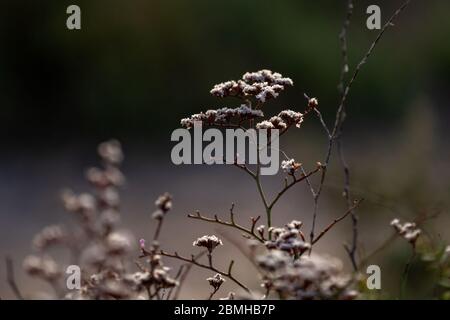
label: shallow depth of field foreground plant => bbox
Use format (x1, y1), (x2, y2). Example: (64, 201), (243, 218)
(7, 0), (450, 300)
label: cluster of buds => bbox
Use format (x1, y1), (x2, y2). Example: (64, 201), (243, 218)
(390, 218), (421, 246)
(24, 140), (142, 299)
(281, 159), (302, 175)
(180, 105), (264, 129)
(23, 255), (61, 281)
(210, 69), (293, 103)
(32, 225), (66, 251)
(256, 109), (304, 131)
(152, 193), (173, 220)
(60, 140), (125, 235)
(206, 273), (226, 291)
(136, 241), (179, 291)
(193, 235), (223, 253)
(257, 250), (358, 300)
(261, 220), (310, 257)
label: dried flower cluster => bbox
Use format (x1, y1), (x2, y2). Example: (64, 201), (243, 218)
(193, 235), (223, 253)
(21, 141), (182, 299)
(181, 105), (264, 129)
(281, 159), (302, 175)
(152, 193), (173, 220)
(262, 221), (311, 257)
(210, 69), (293, 102)
(257, 250), (357, 300)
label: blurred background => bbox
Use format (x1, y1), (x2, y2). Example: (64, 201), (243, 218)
(0, 0), (449, 299)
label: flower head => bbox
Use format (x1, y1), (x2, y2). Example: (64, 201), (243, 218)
(281, 159), (301, 175)
(207, 273), (225, 290)
(391, 218), (421, 245)
(193, 235), (223, 252)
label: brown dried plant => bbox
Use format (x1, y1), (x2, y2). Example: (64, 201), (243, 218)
(7, 0), (441, 301)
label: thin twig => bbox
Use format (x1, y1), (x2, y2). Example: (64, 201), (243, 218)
(171, 251), (207, 300)
(153, 249), (250, 293)
(400, 249), (416, 299)
(308, 0), (412, 254)
(312, 199), (363, 245)
(5, 256), (24, 300)
(336, 0), (359, 272)
(268, 166), (322, 210)
(188, 209), (264, 243)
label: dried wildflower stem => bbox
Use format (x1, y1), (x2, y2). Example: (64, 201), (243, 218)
(312, 199), (363, 245)
(170, 251), (207, 300)
(208, 287), (220, 300)
(337, 0), (353, 94)
(358, 211), (438, 269)
(254, 159), (272, 228)
(157, 250), (250, 293)
(309, 0), (412, 254)
(333, 0), (412, 138)
(188, 210), (264, 243)
(5, 256), (24, 300)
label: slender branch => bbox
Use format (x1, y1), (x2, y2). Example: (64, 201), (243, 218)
(170, 251), (207, 300)
(188, 209), (264, 243)
(155, 250), (250, 293)
(165, 264), (185, 300)
(153, 218), (164, 241)
(400, 249), (416, 299)
(5, 256), (24, 300)
(309, 0), (412, 253)
(268, 166), (322, 210)
(312, 199), (363, 245)
(208, 287), (220, 300)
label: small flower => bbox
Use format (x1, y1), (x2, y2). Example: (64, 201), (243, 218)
(268, 116), (287, 130)
(257, 250), (291, 272)
(180, 105), (263, 129)
(98, 139), (123, 165)
(106, 231), (133, 255)
(139, 239), (146, 250)
(155, 193), (172, 213)
(210, 70), (293, 101)
(193, 235), (223, 252)
(256, 225), (265, 238)
(308, 97), (319, 109)
(207, 273), (225, 290)
(287, 220), (303, 230)
(256, 120), (275, 130)
(390, 218), (421, 245)
(23, 255), (61, 280)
